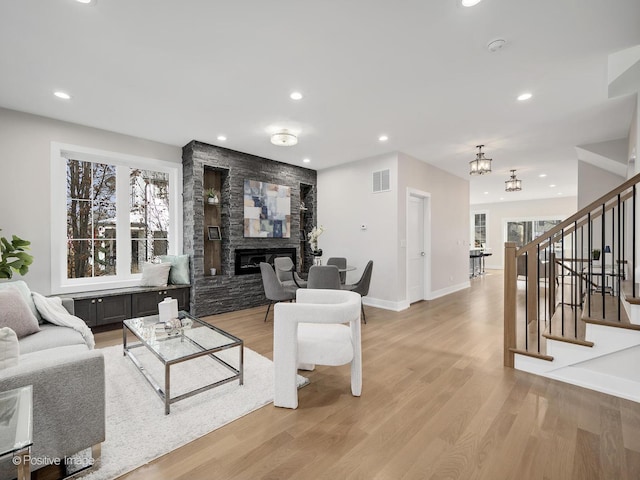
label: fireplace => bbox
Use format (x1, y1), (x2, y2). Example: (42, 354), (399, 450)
(234, 248), (297, 275)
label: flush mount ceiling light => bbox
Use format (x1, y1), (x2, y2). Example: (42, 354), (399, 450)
(217, 135), (227, 141)
(270, 129), (298, 146)
(378, 135), (389, 142)
(487, 39), (507, 52)
(505, 169), (522, 192)
(469, 145), (492, 175)
(76, 0), (96, 4)
(461, 0), (482, 6)
(303, 158), (311, 163)
(517, 92), (533, 101)
(290, 92), (303, 100)
(54, 91), (71, 100)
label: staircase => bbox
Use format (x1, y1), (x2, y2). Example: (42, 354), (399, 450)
(504, 172), (640, 403)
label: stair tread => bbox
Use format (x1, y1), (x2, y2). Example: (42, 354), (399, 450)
(621, 280), (640, 305)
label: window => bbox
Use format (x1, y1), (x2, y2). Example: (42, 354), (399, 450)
(52, 143), (182, 293)
(505, 218), (562, 248)
(472, 213), (487, 248)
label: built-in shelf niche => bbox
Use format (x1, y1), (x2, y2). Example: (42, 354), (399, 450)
(299, 182), (315, 272)
(203, 167), (227, 276)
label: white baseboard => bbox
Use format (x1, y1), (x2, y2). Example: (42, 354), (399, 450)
(363, 297), (410, 312)
(364, 280), (470, 312)
(426, 281), (470, 300)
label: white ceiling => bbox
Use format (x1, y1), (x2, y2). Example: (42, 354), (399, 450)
(1, 0), (639, 204)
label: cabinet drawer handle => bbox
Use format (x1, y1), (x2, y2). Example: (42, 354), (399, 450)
(91, 299), (95, 304)
(98, 298), (103, 303)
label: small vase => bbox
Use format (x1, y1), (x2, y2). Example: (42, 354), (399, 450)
(207, 197), (219, 205)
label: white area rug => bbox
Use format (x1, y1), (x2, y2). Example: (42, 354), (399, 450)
(77, 344), (307, 480)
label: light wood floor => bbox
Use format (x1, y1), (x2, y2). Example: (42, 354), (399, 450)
(93, 270), (640, 480)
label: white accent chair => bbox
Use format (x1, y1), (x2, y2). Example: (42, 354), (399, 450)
(273, 289), (362, 409)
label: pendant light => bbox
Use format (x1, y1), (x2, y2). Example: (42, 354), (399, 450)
(469, 145), (492, 175)
(505, 169), (522, 192)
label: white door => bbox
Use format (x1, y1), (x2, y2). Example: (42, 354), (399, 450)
(408, 195), (425, 303)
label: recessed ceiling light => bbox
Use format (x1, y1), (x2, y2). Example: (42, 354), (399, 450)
(517, 92), (533, 101)
(303, 158), (311, 163)
(217, 135), (226, 141)
(500, 197), (505, 201)
(54, 91), (71, 100)
(483, 191), (489, 195)
(558, 192), (563, 195)
(539, 173), (547, 178)
(378, 135), (388, 142)
(461, 0), (482, 6)
(549, 184), (556, 188)
(76, 0), (95, 4)
(290, 92), (303, 100)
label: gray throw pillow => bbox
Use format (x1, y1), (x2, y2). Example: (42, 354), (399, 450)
(0, 280), (42, 322)
(159, 255), (190, 285)
(139, 262), (172, 287)
(0, 289), (41, 338)
(0, 327), (19, 369)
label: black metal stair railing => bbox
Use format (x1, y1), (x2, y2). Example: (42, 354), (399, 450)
(504, 172), (640, 366)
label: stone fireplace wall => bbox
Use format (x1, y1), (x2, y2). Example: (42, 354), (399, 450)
(182, 141), (317, 316)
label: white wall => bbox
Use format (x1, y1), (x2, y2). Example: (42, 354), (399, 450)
(317, 153), (400, 307)
(317, 151), (469, 310)
(577, 160), (625, 209)
(397, 153), (470, 298)
(0, 108), (181, 295)
(472, 196), (577, 269)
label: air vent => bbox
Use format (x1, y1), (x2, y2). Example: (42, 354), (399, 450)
(372, 169), (390, 193)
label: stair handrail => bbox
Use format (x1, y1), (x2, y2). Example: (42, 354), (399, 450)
(517, 171), (640, 256)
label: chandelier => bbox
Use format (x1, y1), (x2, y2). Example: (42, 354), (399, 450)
(505, 169), (522, 192)
(469, 145), (492, 175)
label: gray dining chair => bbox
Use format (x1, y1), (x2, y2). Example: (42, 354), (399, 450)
(326, 257), (347, 284)
(273, 256), (308, 288)
(307, 265), (342, 290)
(259, 262), (297, 322)
(345, 260), (373, 323)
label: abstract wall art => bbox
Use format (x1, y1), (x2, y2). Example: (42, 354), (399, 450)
(243, 179), (291, 237)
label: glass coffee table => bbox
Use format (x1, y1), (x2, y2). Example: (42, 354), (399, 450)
(123, 311), (243, 414)
(0, 385), (33, 480)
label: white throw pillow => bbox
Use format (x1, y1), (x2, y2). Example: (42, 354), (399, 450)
(0, 289), (41, 338)
(0, 327), (19, 369)
(139, 262), (172, 287)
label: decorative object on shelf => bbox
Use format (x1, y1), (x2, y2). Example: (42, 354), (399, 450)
(270, 129), (298, 146)
(505, 169), (522, 192)
(210, 268), (217, 276)
(591, 249), (601, 260)
(205, 188), (220, 205)
(0, 229), (33, 279)
(300, 201), (307, 211)
(469, 145), (492, 175)
(163, 317), (183, 336)
(208, 226), (221, 241)
(308, 225), (324, 255)
(243, 179), (291, 238)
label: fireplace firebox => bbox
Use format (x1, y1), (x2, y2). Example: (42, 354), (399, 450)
(234, 248), (297, 275)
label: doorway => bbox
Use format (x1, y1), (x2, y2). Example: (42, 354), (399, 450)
(407, 189), (431, 303)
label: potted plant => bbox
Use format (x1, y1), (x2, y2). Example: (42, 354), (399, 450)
(591, 249), (601, 261)
(0, 229), (34, 279)
(205, 188), (220, 205)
